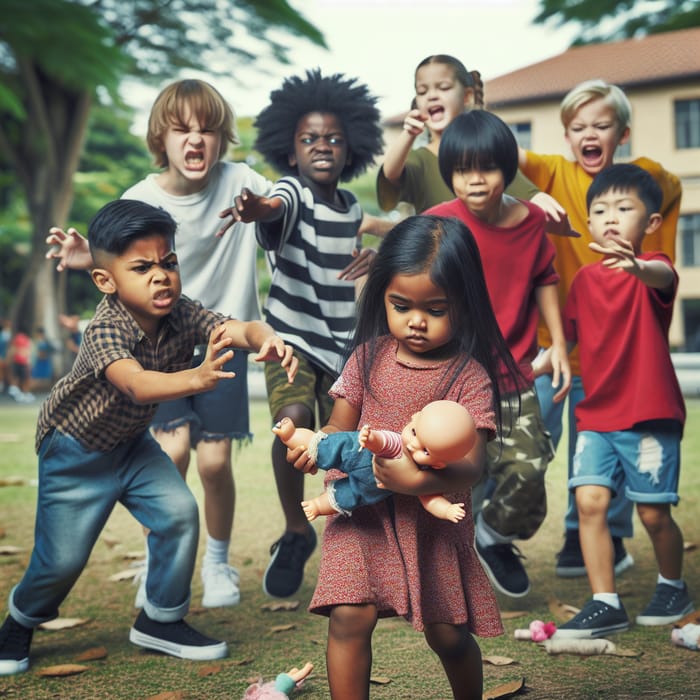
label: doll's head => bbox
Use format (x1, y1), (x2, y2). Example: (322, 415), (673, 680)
(401, 400), (476, 468)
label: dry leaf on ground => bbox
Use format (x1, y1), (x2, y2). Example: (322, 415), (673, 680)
(38, 664), (89, 677)
(109, 568), (139, 582)
(0, 476), (30, 486)
(143, 692), (186, 700)
(74, 646), (108, 661)
(270, 623), (296, 633)
(683, 540), (697, 552)
(369, 676), (392, 685)
(548, 597), (580, 622)
(483, 655), (518, 666)
(0, 545), (22, 555)
(261, 600), (300, 611)
(483, 676), (525, 699)
(231, 657), (255, 666)
(39, 617), (89, 631)
(197, 664), (222, 677)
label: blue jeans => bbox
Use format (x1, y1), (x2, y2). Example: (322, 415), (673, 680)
(534, 372), (634, 538)
(9, 430), (199, 628)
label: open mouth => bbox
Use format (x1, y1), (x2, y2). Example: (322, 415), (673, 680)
(581, 144), (602, 163)
(185, 151), (204, 167)
(428, 106), (445, 120)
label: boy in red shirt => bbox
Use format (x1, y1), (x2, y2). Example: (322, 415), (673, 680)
(553, 164), (692, 638)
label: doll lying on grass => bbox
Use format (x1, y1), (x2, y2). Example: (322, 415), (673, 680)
(243, 662), (313, 698)
(273, 399), (476, 523)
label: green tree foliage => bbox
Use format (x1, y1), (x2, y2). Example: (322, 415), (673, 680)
(0, 0), (325, 337)
(534, 0), (700, 45)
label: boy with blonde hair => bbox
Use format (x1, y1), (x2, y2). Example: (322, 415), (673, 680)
(518, 79), (682, 577)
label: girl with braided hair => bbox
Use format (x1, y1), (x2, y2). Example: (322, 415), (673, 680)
(376, 54), (571, 233)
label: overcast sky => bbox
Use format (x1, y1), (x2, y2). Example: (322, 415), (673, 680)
(126, 0), (581, 132)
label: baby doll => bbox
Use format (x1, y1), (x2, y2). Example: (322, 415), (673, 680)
(273, 400), (476, 523)
(243, 662), (314, 699)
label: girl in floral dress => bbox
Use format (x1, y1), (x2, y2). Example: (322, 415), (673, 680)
(289, 215), (524, 699)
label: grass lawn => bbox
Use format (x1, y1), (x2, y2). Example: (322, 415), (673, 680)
(0, 395), (698, 699)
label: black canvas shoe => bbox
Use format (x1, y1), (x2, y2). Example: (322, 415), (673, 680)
(554, 599), (629, 639)
(0, 615), (33, 676)
(263, 525), (317, 598)
(636, 583), (694, 626)
(556, 530), (634, 578)
(476, 541), (530, 597)
(129, 611), (227, 660)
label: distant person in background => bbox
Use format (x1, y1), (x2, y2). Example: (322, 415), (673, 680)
(0, 318), (11, 393)
(30, 327), (57, 392)
(7, 330), (34, 403)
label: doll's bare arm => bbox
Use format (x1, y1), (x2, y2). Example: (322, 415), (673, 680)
(418, 494), (466, 523)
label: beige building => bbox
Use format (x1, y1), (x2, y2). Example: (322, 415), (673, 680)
(485, 27), (700, 349)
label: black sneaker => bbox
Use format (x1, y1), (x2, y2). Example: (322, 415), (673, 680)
(476, 541), (530, 598)
(129, 611), (227, 661)
(0, 615), (33, 676)
(554, 599), (629, 639)
(263, 526), (317, 598)
(636, 583), (694, 626)
(555, 531), (634, 578)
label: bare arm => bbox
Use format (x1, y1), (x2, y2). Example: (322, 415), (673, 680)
(535, 284), (572, 403)
(105, 321), (297, 405)
(105, 324), (235, 404)
(381, 109), (427, 183)
(589, 234), (674, 290)
(221, 187), (285, 232)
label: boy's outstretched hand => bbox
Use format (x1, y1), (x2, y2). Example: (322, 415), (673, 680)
(46, 227), (93, 271)
(195, 325), (236, 391)
(217, 188), (283, 235)
(252, 335), (299, 384)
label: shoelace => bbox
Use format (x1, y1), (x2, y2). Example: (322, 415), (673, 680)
(270, 533), (308, 569)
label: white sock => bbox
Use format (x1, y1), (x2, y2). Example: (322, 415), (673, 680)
(658, 573), (684, 589)
(476, 513), (512, 547)
(203, 536), (229, 567)
(593, 592), (621, 609)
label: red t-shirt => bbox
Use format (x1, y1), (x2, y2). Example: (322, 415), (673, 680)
(564, 252), (685, 432)
(427, 198), (558, 389)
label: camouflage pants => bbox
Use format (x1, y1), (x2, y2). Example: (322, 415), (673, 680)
(474, 387), (554, 540)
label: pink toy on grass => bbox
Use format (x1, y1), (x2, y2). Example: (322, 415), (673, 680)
(514, 620), (557, 641)
(243, 662), (314, 699)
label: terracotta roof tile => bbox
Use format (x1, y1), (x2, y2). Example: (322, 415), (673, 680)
(485, 26), (700, 108)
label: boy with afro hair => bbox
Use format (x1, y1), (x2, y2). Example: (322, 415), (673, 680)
(232, 69), (390, 598)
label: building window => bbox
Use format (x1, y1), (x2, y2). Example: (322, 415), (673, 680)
(681, 214), (700, 267)
(508, 122), (531, 149)
(675, 99), (700, 149)
(682, 299), (700, 351)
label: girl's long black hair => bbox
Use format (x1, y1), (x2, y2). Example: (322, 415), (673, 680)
(351, 215), (525, 434)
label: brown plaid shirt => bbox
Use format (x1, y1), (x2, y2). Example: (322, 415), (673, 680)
(36, 294), (226, 453)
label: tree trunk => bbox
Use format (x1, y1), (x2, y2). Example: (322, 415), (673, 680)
(6, 62), (91, 375)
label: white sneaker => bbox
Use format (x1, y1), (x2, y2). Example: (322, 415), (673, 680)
(201, 563), (240, 608)
(132, 563), (147, 609)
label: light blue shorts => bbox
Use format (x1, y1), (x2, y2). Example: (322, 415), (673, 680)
(570, 428), (681, 505)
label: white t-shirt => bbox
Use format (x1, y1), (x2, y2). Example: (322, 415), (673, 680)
(122, 161), (271, 320)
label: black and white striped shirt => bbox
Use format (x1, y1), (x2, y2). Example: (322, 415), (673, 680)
(257, 176), (362, 376)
